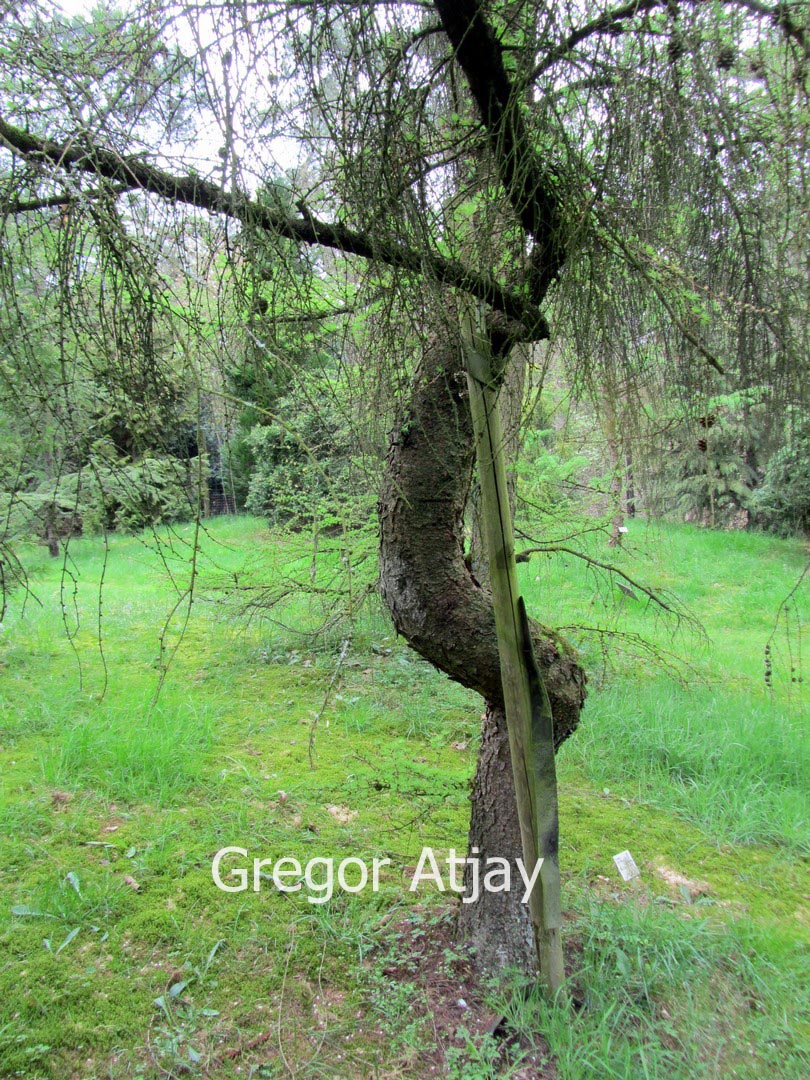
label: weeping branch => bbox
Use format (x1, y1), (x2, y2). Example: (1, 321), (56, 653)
(0, 117), (549, 339)
(602, 228), (727, 374)
(529, 0), (809, 83)
(515, 543), (704, 635)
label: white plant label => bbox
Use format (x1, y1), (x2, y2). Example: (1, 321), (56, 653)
(613, 850), (640, 881)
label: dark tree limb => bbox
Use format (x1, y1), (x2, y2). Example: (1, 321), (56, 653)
(0, 116), (549, 338)
(432, 0), (567, 298)
(529, 0), (808, 83)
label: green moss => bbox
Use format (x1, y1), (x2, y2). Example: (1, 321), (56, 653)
(559, 782), (808, 934)
(0, 517), (807, 1076)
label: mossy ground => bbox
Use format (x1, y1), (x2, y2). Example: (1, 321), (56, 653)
(0, 517), (807, 1078)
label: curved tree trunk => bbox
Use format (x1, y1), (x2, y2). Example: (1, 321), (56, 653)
(458, 703), (537, 972)
(378, 329), (587, 974)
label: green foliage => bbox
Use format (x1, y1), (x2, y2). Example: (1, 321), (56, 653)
(239, 355), (378, 538)
(83, 453), (202, 534)
(222, 374), (382, 635)
(0, 516), (806, 1076)
(2, 453), (200, 546)
(516, 428), (590, 516)
(751, 423), (810, 535)
(648, 390), (768, 527)
(243, 400), (353, 528)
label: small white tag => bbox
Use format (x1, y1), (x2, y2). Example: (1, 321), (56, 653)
(613, 850), (640, 881)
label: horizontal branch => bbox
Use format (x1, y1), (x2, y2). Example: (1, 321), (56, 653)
(515, 543), (687, 622)
(530, 0), (808, 82)
(263, 303), (362, 324)
(0, 117), (549, 339)
(2, 182), (133, 214)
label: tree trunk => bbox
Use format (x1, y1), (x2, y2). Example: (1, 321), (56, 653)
(604, 397), (625, 547)
(44, 507), (60, 559)
(625, 447), (636, 518)
(378, 326), (586, 973)
(457, 703), (536, 972)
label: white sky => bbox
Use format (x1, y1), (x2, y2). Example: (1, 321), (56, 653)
(51, 0), (302, 182)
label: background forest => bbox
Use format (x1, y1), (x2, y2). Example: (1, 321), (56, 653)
(0, 0), (807, 574)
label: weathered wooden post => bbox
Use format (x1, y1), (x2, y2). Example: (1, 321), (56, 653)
(461, 303), (564, 994)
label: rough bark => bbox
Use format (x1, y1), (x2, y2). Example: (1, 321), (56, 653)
(378, 330), (587, 973)
(457, 704), (536, 973)
(379, 334), (584, 726)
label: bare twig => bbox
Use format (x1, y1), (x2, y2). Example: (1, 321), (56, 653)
(516, 542), (705, 641)
(308, 637), (351, 768)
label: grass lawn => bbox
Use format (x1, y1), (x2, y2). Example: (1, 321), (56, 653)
(0, 516), (807, 1078)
